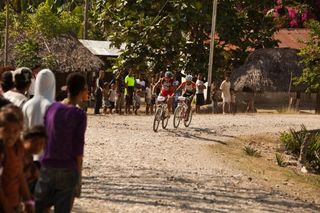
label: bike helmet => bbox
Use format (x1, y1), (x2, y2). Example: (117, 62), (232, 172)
(186, 75), (193, 81)
(165, 71), (173, 78)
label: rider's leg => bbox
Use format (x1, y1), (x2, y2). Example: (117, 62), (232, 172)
(167, 97), (173, 114)
(186, 99), (192, 121)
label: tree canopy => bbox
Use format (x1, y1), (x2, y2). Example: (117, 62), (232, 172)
(0, 0), (319, 79)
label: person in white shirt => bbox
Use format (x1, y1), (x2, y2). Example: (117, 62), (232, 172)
(219, 75), (231, 114)
(4, 67), (32, 108)
(196, 74), (206, 113)
(108, 83), (117, 114)
(145, 82), (152, 114)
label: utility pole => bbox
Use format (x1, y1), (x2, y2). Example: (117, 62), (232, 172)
(4, 0), (9, 66)
(206, 0), (218, 103)
(83, 0), (89, 39)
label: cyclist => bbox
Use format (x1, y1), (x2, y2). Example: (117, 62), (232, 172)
(153, 71), (175, 115)
(175, 75), (196, 121)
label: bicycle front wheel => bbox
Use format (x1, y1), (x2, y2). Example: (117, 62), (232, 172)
(153, 108), (162, 132)
(173, 106), (182, 128)
(162, 112), (169, 129)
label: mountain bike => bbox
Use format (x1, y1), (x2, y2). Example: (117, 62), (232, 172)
(153, 96), (170, 132)
(173, 96), (193, 128)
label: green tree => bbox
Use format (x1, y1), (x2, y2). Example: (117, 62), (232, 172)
(95, 0), (278, 78)
(296, 20), (320, 114)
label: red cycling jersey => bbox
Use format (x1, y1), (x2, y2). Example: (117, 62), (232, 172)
(159, 78), (174, 96)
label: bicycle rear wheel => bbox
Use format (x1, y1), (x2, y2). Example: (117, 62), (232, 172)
(153, 108), (162, 132)
(184, 109), (193, 127)
(173, 106), (182, 128)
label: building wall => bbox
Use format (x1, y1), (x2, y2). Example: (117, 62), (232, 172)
(236, 92), (316, 110)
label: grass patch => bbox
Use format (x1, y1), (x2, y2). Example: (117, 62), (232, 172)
(208, 134), (320, 204)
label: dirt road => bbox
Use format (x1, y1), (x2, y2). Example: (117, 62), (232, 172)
(73, 114), (320, 212)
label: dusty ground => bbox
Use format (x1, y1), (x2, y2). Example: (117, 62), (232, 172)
(73, 113), (320, 213)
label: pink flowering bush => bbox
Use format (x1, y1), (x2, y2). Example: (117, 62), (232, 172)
(272, 0), (317, 28)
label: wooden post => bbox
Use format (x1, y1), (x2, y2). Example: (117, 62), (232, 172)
(316, 92), (320, 114)
(4, 0), (9, 66)
(206, 0), (218, 104)
(83, 0), (89, 39)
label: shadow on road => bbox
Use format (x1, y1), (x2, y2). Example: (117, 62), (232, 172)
(79, 168), (320, 212)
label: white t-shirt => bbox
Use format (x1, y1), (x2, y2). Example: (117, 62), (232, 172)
(196, 80), (205, 94)
(108, 89), (117, 102)
(136, 79), (146, 88)
(146, 87), (152, 99)
(219, 80), (231, 103)
(4, 90), (28, 108)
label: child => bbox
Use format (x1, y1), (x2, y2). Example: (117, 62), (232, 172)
(230, 88), (236, 114)
(0, 139), (7, 212)
(102, 83), (110, 114)
(145, 82), (152, 115)
(133, 89), (141, 115)
(108, 83), (117, 114)
(22, 125), (48, 195)
(150, 77), (157, 114)
(0, 105), (34, 213)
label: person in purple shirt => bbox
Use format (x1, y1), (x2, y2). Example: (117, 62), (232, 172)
(35, 73), (88, 213)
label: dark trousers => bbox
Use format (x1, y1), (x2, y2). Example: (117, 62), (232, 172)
(35, 167), (79, 213)
(94, 90), (102, 114)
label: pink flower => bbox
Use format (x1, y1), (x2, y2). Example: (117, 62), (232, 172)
(287, 7), (297, 19)
(301, 10), (310, 23)
(289, 19), (299, 28)
(275, 0), (282, 5)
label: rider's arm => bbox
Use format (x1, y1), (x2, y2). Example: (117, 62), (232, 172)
(174, 83), (184, 94)
(152, 81), (160, 94)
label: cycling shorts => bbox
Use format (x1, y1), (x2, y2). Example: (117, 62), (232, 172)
(161, 88), (174, 97)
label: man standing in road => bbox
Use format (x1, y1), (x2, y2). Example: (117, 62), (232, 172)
(125, 68), (135, 114)
(220, 74), (231, 114)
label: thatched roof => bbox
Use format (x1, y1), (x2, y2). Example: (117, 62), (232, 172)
(231, 48), (305, 92)
(0, 33), (104, 73)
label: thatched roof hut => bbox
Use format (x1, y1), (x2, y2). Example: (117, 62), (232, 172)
(231, 48), (305, 92)
(0, 33), (104, 73)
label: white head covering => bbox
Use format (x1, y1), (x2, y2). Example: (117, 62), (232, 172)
(22, 69), (56, 129)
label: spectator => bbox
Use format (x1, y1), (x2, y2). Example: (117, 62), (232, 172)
(22, 125), (48, 195)
(145, 82), (152, 115)
(219, 74), (231, 114)
(94, 70), (104, 114)
(35, 73), (88, 213)
(230, 88), (236, 114)
(0, 105), (34, 213)
(133, 88), (141, 115)
(4, 67), (32, 108)
(1, 71), (14, 93)
(108, 83), (117, 114)
(102, 83), (110, 115)
(196, 74), (206, 113)
(125, 69), (135, 114)
(115, 74), (125, 115)
(29, 65), (41, 99)
(23, 69), (56, 129)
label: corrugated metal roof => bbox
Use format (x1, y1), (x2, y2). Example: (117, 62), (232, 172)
(79, 40), (125, 56)
(274, 29), (310, 49)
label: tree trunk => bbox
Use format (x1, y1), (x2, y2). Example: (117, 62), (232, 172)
(316, 92), (320, 114)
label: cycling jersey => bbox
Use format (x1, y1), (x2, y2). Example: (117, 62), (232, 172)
(159, 78), (174, 96)
(180, 81), (196, 96)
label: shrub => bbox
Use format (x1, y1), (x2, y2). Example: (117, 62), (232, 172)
(280, 125), (320, 172)
(280, 124), (308, 155)
(243, 145), (261, 157)
(275, 153), (286, 167)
